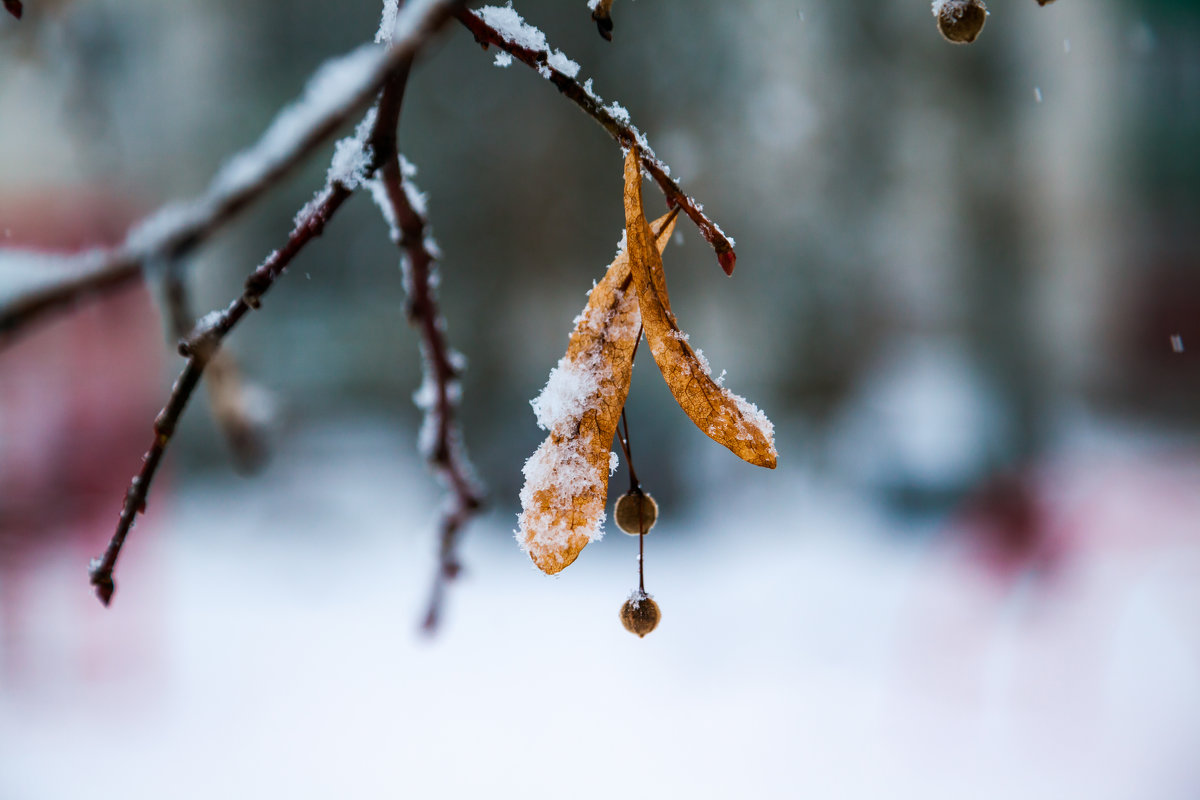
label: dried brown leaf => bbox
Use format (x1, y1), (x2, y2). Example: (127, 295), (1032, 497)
(623, 147), (777, 469)
(518, 210), (679, 574)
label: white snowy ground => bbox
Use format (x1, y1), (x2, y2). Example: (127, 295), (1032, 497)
(1, 420), (1198, 799)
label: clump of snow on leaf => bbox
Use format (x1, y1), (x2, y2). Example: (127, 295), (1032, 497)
(517, 252), (646, 566)
(520, 347), (614, 554)
(530, 357), (603, 436)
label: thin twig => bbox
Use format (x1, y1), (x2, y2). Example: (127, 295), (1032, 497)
(0, 0), (463, 348)
(368, 70), (485, 634)
(89, 184), (352, 605)
(454, 6), (738, 275)
(163, 265), (270, 472)
(87, 0), (466, 605)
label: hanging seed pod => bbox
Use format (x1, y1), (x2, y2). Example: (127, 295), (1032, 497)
(614, 489), (658, 535)
(620, 591), (661, 637)
(932, 0), (988, 45)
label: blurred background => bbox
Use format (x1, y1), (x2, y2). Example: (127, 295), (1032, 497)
(1, 0), (1199, 797)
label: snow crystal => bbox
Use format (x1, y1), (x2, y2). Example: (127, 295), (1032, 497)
(412, 350), (462, 460)
(609, 451), (619, 475)
(194, 309), (225, 334)
(478, 3), (579, 78)
(493, 51), (513, 68)
(327, 106), (377, 190)
(612, 229), (628, 261)
(424, 236), (443, 261)
(547, 50), (581, 79)
(367, 179), (400, 242)
(399, 155), (418, 179)
(587, 0), (601, 10)
(667, 330), (775, 453)
(626, 588), (653, 607)
(1171, 334), (1184, 353)
(477, 4), (548, 52)
(518, 434), (608, 558)
(606, 102), (631, 124)
(404, 182), (428, 217)
(727, 392), (776, 450)
(530, 357), (603, 435)
(375, 0), (400, 43)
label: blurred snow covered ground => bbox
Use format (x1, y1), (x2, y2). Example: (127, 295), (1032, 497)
(2, 418), (1198, 800)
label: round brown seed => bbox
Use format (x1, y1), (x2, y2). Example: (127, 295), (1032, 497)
(614, 490), (658, 535)
(620, 592), (661, 637)
(934, 0), (988, 44)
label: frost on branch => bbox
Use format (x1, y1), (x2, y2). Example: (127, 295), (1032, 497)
(476, 3), (580, 78)
(518, 211), (679, 575)
(454, 4), (739, 274)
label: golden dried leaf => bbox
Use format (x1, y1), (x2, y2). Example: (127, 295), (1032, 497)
(623, 147), (777, 469)
(518, 210), (679, 574)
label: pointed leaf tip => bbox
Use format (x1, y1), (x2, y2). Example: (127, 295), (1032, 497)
(623, 147), (777, 469)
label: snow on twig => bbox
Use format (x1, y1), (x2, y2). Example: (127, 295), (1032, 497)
(86, 0), (466, 607)
(366, 79), (484, 634)
(455, 4), (738, 275)
(0, 0), (463, 348)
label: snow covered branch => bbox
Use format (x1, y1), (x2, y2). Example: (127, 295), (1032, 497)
(455, 5), (739, 275)
(0, 0), (463, 349)
(367, 75), (485, 633)
(89, 183), (354, 606)
(86, 0), (468, 608)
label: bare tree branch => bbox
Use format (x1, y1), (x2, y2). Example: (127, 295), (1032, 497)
(0, 0), (463, 349)
(89, 184), (353, 605)
(368, 72), (485, 633)
(454, 6), (738, 275)
(86, 0), (468, 606)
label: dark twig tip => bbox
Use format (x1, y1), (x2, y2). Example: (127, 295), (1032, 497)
(718, 249), (737, 276)
(91, 572), (115, 606)
(3, 0), (22, 20)
(592, 13), (613, 41)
